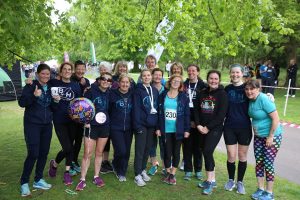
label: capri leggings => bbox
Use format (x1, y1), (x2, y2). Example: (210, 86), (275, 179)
(254, 135), (282, 182)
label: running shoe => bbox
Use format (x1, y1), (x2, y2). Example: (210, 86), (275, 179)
(236, 181), (246, 195)
(134, 174), (146, 187)
(33, 179), (52, 190)
(184, 172), (192, 181)
(93, 176), (105, 187)
(258, 191), (274, 200)
(72, 161), (81, 173)
(63, 172), (73, 186)
(198, 180), (217, 188)
(147, 165), (158, 176)
(48, 159), (57, 178)
(202, 181), (213, 195)
(20, 183), (31, 197)
(168, 174), (176, 185)
(224, 179), (236, 191)
(195, 171), (203, 180)
(251, 188), (265, 200)
(76, 180), (86, 191)
(141, 170), (151, 182)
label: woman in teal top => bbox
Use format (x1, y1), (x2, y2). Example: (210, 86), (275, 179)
(156, 74), (190, 185)
(245, 80), (282, 200)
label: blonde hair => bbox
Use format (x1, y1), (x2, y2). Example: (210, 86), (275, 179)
(170, 62), (184, 76)
(114, 61), (128, 76)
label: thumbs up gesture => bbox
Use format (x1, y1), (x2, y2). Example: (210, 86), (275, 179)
(34, 85), (42, 97)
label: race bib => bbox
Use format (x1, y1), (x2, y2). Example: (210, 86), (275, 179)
(165, 109), (177, 120)
(95, 112), (107, 124)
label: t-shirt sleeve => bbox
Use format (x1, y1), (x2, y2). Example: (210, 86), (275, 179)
(261, 95), (276, 114)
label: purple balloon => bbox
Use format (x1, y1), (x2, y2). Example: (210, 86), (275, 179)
(68, 98), (95, 124)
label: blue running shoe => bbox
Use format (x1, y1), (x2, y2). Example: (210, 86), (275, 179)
(33, 179), (52, 190)
(72, 162), (81, 173)
(195, 171), (203, 180)
(224, 179), (235, 191)
(184, 172), (192, 181)
(202, 181), (213, 195)
(21, 183), (31, 197)
(147, 165), (158, 176)
(69, 168), (77, 176)
(198, 180), (217, 188)
(258, 191), (274, 200)
(251, 188), (264, 200)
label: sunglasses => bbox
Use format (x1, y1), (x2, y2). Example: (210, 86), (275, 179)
(100, 76), (113, 83)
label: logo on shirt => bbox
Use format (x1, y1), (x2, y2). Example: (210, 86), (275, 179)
(143, 96), (157, 109)
(57, 87), (75, 101)
(93, 96), (107, 110)
(200, 97), (216, 113)
(227, 90), (246, 104)
(37, 92), (52, 107)
(116, 98), (132, 113)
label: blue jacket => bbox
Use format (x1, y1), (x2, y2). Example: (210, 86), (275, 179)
(157, 90), (190, 140)
(133, 83), (159, 131)
(109, 89), (133, 131)
(18, 80), (53, 124)
(70, 74), (90, 95)
(50, 79), (81, 124)
(84, 83), (110, 127)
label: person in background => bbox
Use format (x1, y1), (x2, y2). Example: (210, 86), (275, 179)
(260, 60), (269, 93)
(182, 64), (206, 181)
(18, 64), (60, 197)
(157, 74), (190, 185)
(287, 59), (298, 97)
(133, 69), (159, 187)
(99, 61), (112, 75)
(69, 60), (91, 175)
(109, 74), (134, 182)
(48, 62), (81, 186)
(75, 72), (112, 191)
(170, 62), (184, 76)
(273, 63), (280, 86)
(111, 61), (136, 90)
(264, 62), (276, 95)
(147, 68), (166, 176)
(194, 70), (228, 195)
(244, 80), (283, 200)
(223, 64), (252, 195)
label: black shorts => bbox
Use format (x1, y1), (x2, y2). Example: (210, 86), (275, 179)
(84, 125), (109, 140)
(223, 127), (252, 145)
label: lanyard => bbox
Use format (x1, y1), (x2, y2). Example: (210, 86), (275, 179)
(143, 84), (155, 109)
(188, 81), (198, 103)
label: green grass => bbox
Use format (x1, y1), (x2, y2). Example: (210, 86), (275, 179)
(0, 101), (300, 200)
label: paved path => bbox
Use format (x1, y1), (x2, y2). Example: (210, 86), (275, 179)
(216, 126), (300, 184)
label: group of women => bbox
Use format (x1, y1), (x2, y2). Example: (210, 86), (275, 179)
(19, 57), (282, 200)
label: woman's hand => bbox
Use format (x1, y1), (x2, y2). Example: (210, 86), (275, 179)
(266, 136), (274, 147)
(33, 85), (42, 97)
(80, 77), (86, 86)
(184, 132), (190, 138)
(156, 130), (161, 136)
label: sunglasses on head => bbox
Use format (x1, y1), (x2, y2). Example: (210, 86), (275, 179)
(100, 76), (113, 83)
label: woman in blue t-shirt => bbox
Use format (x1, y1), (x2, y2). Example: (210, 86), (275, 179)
(245, 79), (282, 200)
(156, 74), (190, 185)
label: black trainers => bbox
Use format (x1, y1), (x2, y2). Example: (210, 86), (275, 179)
(100, 160), (114, 174)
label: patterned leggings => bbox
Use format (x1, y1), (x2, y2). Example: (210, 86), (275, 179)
(254, 135), (282, 182)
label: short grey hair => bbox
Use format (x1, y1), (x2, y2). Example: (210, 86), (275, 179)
(99, 61), (112, 72)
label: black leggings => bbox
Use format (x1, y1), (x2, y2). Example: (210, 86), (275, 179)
(200, 128), (223, 171)
(164, 133), (182, 169)
(183, 128), (203, 172)
(73, 123), (84, 164)
(54, 122), (77, 167)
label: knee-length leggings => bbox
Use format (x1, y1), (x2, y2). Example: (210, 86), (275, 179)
(254, 135), (282, 182)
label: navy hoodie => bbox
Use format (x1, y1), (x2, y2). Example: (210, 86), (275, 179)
(50, 79), (81, 124)
(133, 83), (159, 132)
(158, 90), (190, 140)
(84, 83), (110, 127)
(183, 78), (207, 122)
(18, 80), (53, 124)
(194, 85), (228, 131)
(111, 74), (136, 91)
(109, 89), (133, 131)
(71, 74), (90, 95)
